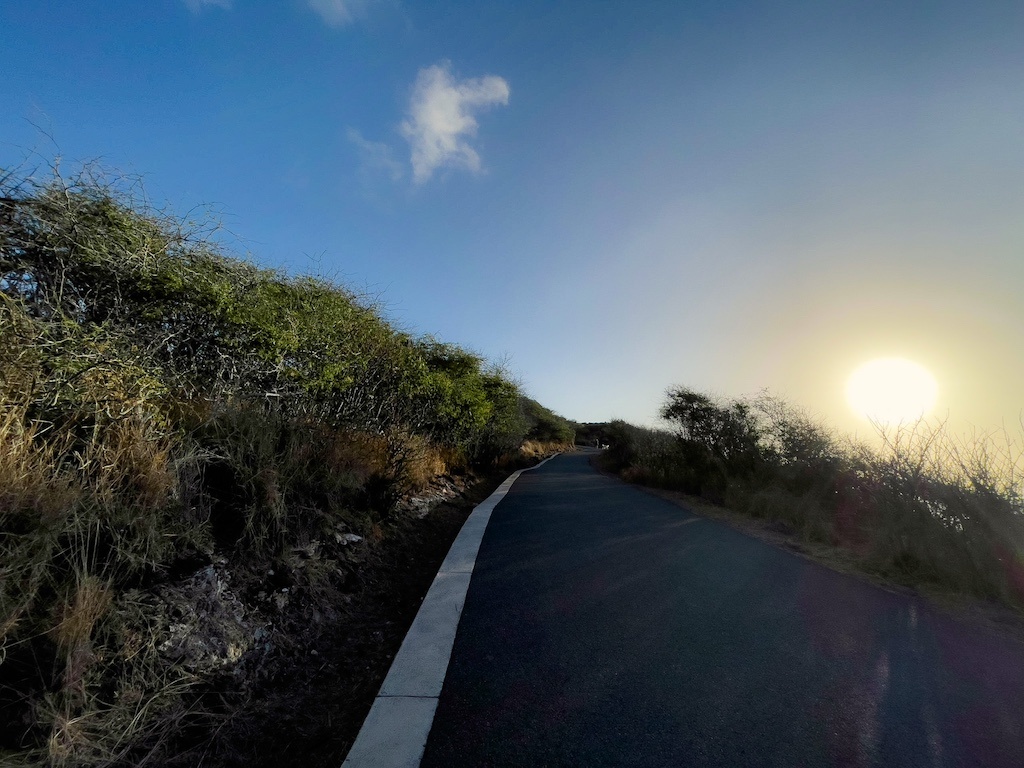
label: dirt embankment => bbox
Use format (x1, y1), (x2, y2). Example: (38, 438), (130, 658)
(166, 466), (518, 768)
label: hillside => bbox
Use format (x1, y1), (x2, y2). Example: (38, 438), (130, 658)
(0, 163), (574, 766)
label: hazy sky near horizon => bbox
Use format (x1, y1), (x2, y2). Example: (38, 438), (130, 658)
(3, 1), (1022, 437)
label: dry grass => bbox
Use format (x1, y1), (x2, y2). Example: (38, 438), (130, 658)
(499, 440), (574, 469)
(53, 576), (112, 659)
(518, 439), (573, 459)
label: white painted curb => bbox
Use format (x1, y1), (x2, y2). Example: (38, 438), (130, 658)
(341, 453), (561, 768)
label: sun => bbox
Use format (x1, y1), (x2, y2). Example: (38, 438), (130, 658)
(845, 357), (939, 424)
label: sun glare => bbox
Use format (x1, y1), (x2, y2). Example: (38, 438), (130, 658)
(845, 357), (938, 424)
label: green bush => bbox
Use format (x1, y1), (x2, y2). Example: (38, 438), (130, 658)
(521, 397), (575, 445)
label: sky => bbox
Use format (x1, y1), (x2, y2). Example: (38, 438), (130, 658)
(2, 1), (1023, 439)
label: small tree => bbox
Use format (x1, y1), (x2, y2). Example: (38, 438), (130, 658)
(660, 386), (761, 473)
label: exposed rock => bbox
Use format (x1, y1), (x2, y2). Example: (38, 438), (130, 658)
(157, 564), (266, 674)
(401, 475), (465, 519)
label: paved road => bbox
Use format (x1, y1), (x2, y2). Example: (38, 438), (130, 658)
(421, 451), (1024, 767)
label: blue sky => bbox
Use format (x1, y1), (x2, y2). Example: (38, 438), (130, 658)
(3, 1), (1023, 436)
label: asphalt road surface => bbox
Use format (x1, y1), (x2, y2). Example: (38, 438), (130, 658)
(420, 451), (1024, 767)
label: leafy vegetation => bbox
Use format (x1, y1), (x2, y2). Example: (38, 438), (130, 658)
(0, 162), (573, 766)
(571, 421), (615, 448)
(602, 387), (1024, 611)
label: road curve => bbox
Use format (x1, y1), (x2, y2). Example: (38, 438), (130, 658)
(421, 450), (1024, 767)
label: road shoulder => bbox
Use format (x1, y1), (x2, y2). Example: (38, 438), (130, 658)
(637, 481), (1024, 644)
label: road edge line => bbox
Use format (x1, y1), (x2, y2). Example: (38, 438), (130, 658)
(341, 452), (561, 767)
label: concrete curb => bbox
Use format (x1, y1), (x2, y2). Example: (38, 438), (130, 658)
(341, 453), (560, 768)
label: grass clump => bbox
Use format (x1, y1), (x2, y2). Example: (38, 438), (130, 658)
(0, 161), (573, 765)
(603, 387), (1024, 612)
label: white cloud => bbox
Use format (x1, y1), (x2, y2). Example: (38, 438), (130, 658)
(308, 0), (377, 27)
(401, 62), (510, 184)
(347, 127), (404, 182)
(184, 0), (231, 12)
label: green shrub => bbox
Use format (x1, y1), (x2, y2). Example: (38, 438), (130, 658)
(520, 397), (575, 445)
